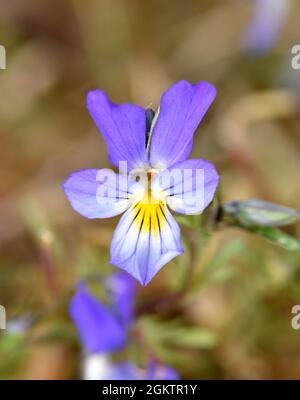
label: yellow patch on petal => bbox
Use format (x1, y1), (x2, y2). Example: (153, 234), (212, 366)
(129, 169), (169, 237)
(132, 195), (167, 237)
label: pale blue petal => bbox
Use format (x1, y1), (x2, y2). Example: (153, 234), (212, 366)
(63, 169), (140, 219)
(152, 159), (219, 215)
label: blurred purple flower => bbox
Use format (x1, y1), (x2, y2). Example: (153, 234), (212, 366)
(69, 273), (135, 354)
(63, 80), (219, 285)
(70, 272), (179, 380)
(242, 0), (288, 55)
(145, 362), (179, 380)
(106, 271), (136, 326)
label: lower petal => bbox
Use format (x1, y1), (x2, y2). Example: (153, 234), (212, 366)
(110, 202), (183, 285)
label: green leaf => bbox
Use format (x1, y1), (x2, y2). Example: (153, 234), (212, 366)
(221, 200), (300, 251)
(191, 239), (244, 290)
(205, 268), (236, 284)
(137, 317), (218, 350)
(222, 199), (300, 228)
(205, 239), (245, 271)
(0, 334), (24, 353)
(167, 328), (218, 349)
(247, 226), (300, 251)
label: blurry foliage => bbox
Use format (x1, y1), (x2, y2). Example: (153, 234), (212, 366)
(0, 0), (300, 380)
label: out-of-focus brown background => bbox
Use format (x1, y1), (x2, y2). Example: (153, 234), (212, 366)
(0, 0), (300, 379)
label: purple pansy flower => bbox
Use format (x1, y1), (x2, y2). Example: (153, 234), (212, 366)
(63, 80), (219, 285)
(70, 272), (179, 380)
(69, 273), (135, 354)
(242, 0), (288, 55)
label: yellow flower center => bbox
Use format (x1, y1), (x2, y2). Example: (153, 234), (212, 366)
(131, 168), (168, 236)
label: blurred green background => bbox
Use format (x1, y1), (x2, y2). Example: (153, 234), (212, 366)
(0, 0), (300, 379)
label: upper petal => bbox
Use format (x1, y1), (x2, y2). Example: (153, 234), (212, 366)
(152, 158), (219, 215)
(110, 202), (183, 286)
(149, 80), (217, 169)
(62, 169), (143, 219)
(87, 90), (149, 171)
(69, 284), (126, 354)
